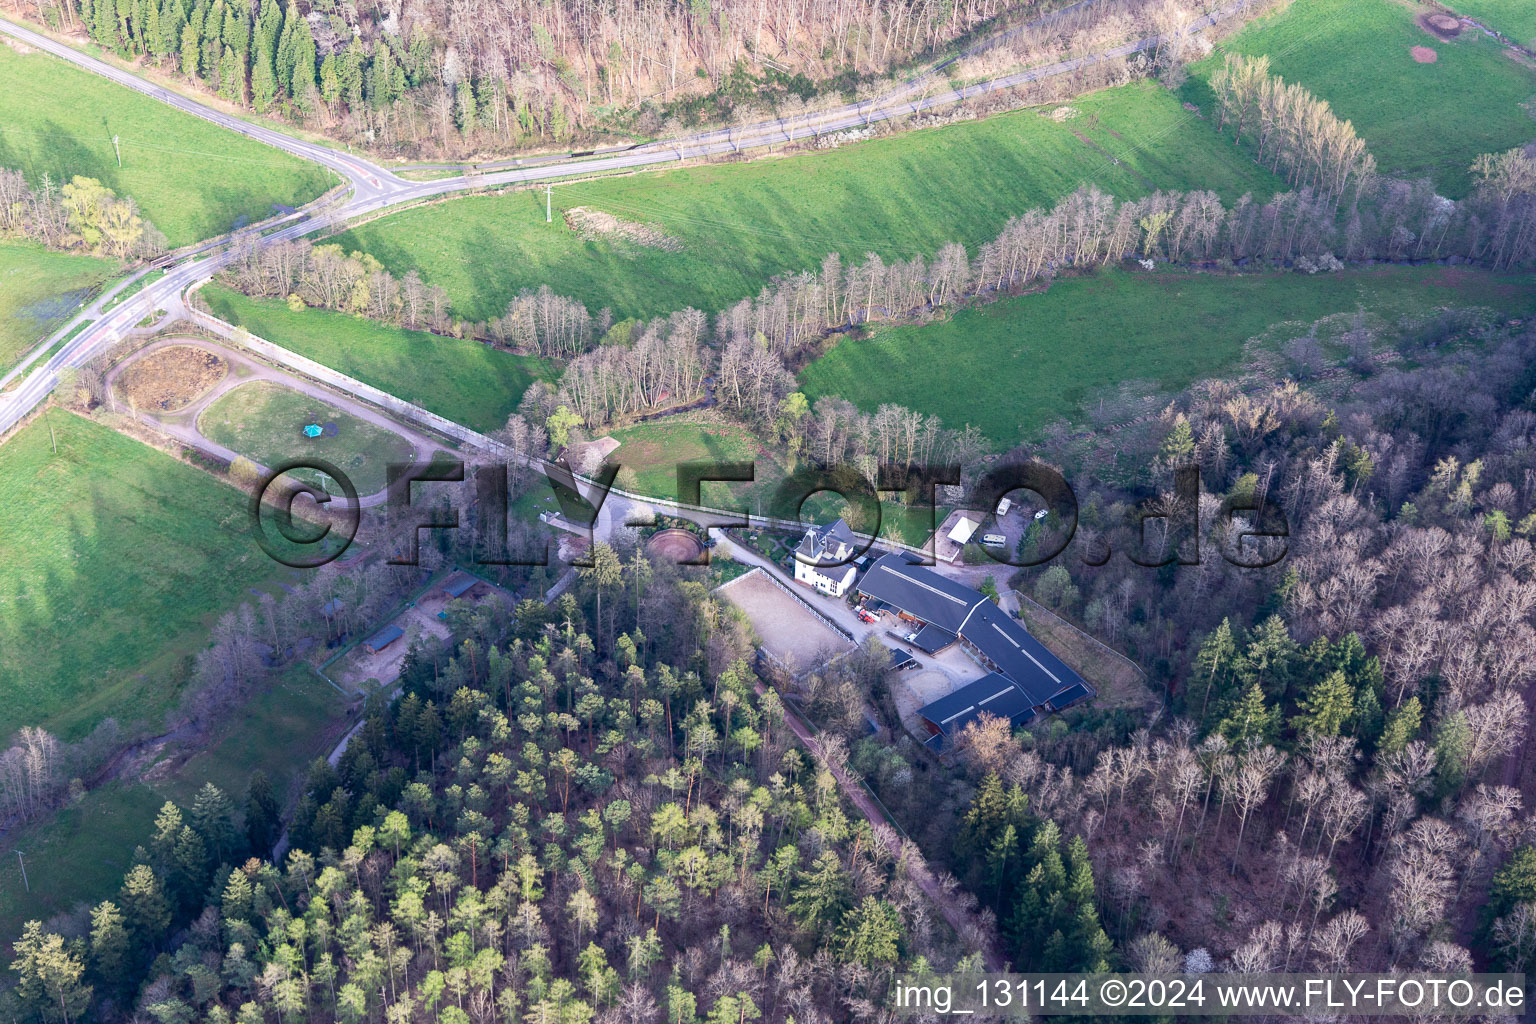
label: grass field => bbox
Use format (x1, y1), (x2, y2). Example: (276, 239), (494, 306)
(332, 82), (1285, 323)
(1450, 0), (1536, 47)
(199, 380), (419, 495)
(0, 43), (331, 246)
(1189, 0), (1536, 197)
(200, 286), (557, 434)
(0, 240), (116, 372)
(606, 419), (944, 544)
(0, 666), (347, 941)
(0, 781), (162, 940)
(800, 266), (1536, 446)
(0, 413), (292, 740)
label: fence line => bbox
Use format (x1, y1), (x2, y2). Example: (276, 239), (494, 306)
(1013, 587), (1150, 687)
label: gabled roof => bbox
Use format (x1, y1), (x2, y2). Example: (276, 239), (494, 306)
(910, 623), (957, 654)
(857, 553), (1092, 711)
(959, 600), (1082, 708)
(795, 518), (857, 565)
(857, 553), (981, 633)
(918, 672), (1038, 736)
(365, 624), (404, 649)
(443, 576), (477, 598)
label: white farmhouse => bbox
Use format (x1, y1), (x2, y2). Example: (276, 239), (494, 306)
(792, 518), (859, 596)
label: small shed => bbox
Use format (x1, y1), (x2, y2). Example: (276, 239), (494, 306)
(441, 576), (476, 599)
(947, 516), (979, 545)
(320, 598), (344, 618)
(363, 624), (404, 654)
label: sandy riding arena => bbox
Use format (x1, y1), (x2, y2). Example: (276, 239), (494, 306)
(114, 344), (227, 411)
(720, 570), (851, 672)
(647, 528), (705, 563)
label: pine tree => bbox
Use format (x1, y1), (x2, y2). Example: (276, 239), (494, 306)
(273, 1), (297, 93)
(191, 782), (238, 863)
(1378, 696), (1422, 755)
(91, 0), (119, 50)
(1189, 618), (1238, 726)
(1216, 683), (1280, 749)
(217, 44), (243, 103)
(178, 20), (200, 77)
(244, 771), (281, 854)
(119, 864), (171, 954)
(1291, 670), (1355, 737)
(251, 35), (277, 111)
(11, 922), (92, 1024)
(287, 16), (315, 100)
(88, 901), (129, 991)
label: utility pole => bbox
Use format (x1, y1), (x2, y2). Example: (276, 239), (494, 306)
(113, 134), (121, 168)
(545, 184), (552, 223)
(16, 850), (28, 892)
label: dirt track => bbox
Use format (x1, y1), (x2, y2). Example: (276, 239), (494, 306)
(107, 336), (440, 505)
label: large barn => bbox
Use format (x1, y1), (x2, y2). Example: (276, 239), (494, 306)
(858, 553), (1093, 746)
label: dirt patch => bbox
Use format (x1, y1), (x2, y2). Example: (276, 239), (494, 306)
(1418, 12), (1462, 40)
(116, 344), (227, 412)
(1411, 45), (1439, 63)
(564, 207), (682, 252)
(719, 569), (851, 672)
(647, 528), (705, 563)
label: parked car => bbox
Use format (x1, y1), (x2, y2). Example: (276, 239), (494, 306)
(981, 532), (1007, 547)
(1034, 508), (1050, 521)
(904, 631), (919, 642)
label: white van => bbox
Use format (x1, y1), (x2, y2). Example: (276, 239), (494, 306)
(996, 497), (1012, 517)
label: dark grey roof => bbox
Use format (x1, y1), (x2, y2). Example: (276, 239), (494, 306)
(858, 553), (1091, 712)
(958, 600), (1084, 708)
(889, 651), (916, 670)
(365, 625), (404, 649)
(911, 623), (957, 654)
(1045, 682), (1093, 710)
(320, 598), (343, 617)
(857, 553), (980, 632)
(442, 576), (476, 598)
(918, 673), (1038, 736)
(795, 518), (858, 566)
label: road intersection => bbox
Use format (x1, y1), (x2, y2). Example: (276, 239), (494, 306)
(0, 0), (1253, 439)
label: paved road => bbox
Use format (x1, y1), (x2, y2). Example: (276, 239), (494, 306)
(0, 0), (1255, 439)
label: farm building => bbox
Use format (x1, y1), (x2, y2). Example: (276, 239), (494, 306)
(859, 553), (1093, 724)
(363, 624), (404, 654)
(792, 518), (860, 596)
(441, 575), (477, 599)
(917, 672), (1037, 749)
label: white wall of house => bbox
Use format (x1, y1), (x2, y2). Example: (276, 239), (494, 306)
(794, 558), (855, 596)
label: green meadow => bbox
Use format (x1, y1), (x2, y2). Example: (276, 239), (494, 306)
(0, 412), (288, 740)
(0, 43), (331, 245)
(332, 81), (1285, 323)
(800, 266), (1536, 446)
(1189, 0), (1536, 197)
(0, 240), (116, 372)
(199, 285), (559, 434)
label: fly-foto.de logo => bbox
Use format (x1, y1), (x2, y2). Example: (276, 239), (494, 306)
(248, 458), (1288, 571)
